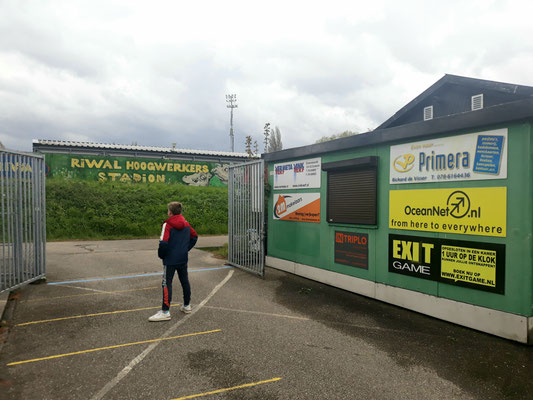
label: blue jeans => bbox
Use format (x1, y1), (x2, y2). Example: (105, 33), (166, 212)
(161, 263), (190, 311)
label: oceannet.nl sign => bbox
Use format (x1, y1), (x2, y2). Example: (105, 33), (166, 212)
(389, 187), (507, 237)
(389, 128), (507, 184)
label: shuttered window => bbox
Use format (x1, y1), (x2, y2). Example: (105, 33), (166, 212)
(323, 156), (377, 225)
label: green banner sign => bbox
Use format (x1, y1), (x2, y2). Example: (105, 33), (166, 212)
(44, 153), (229, 186)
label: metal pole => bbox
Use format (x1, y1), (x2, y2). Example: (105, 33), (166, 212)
(6, 154), (13, 288)
(230, 107), (234, 153)
(226, 94), (238, 153)
(228, 167), (233, 265)
(1, 153), (5, 290)
(40, 157), (46, 277)
(23, 155), (30, 280)
(260, 161), (265, 276)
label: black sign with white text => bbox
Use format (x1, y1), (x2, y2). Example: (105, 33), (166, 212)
(389, 234), (440, 281)
(335, 231), (368, 269)
(388, 234), (505, 294)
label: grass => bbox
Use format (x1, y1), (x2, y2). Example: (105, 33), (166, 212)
(46, 179), (228, 240)
(200, 243), (228, 260)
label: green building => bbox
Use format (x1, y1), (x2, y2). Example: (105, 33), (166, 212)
(263, 74), (533, 343)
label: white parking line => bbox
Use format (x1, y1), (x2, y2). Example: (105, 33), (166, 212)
(47, 267), (232, 285)
(89, 269), (234, 400)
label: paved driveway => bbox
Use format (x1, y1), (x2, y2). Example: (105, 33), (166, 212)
(0, 238), (532, 399)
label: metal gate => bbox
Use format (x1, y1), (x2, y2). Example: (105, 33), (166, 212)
(1, 150), (46, 293)
(228, 159), (265, 277)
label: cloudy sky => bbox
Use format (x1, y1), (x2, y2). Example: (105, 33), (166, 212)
(1, 0), (532, 153)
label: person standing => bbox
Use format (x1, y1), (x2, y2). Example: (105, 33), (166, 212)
(149, 201), (198, 321)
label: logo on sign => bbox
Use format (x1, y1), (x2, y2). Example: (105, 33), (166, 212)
(393, 154), (415, 173)
(293, 162), (304, 173)
(335, 232), (367, 245)
(402, 190), (481, 220)
(274, 195), (289, 218)
(391, 239), (435, 276)
(446, 190), (471, 218)
(389, 235), (438, 280)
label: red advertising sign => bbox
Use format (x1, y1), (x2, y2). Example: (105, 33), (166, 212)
(334, 231), (369, 269)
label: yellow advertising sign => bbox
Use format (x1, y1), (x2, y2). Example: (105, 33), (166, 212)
(441, 245), (497, 288)
(389, 187), (507, 237)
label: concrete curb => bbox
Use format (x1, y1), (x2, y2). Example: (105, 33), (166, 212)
(0, 291), (9, 321)
(196, 235), (228, 248)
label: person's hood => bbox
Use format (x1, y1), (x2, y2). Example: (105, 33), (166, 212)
(165, 214), (185, 230)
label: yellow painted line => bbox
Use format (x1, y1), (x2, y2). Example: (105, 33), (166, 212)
(204, 306), (310, 321)
(171, 377), (282, 400)
(7, 329), (221, 366)
(203, 306), (401, 332)
(16, 303), (180, 327)
(23, 286), (159, 303)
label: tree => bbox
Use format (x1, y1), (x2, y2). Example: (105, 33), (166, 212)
(263, 123), (271, 152)
(315, 130), (358, 144)
(268, 126), (283, 152)
(245, 135), (253, 158)
(244, 136), (260, 158)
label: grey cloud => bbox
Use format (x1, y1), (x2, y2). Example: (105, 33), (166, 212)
(1, 1), (532, 153)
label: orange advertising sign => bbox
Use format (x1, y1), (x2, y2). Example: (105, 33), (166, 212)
(273, 193), (320, 223)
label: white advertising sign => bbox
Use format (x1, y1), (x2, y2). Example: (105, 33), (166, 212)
(273, 157), (321, 189)
(390, 129), (508, 184)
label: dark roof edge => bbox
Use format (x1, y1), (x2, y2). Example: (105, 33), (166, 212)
(32, 142), (250, 160)
(262, 97), (533, 162)
(376, 74), (448, 129)
(376, 74), (533, 130)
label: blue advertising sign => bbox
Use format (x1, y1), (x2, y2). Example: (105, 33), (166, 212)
(473, 135), (504, 175)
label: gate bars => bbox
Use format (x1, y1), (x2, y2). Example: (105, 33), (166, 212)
(228, 159), (265, 277)
(1, 150), (46, 293)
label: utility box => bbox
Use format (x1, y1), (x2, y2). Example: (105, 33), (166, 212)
(263, 75), (533, 343)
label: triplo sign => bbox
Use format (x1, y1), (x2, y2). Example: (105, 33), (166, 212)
(334, 231), (369, 269)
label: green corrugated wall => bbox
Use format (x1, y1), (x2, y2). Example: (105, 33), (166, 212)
(267, 121), (533, 317)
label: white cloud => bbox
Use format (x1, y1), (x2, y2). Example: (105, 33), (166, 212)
(1, 0), (532, 152)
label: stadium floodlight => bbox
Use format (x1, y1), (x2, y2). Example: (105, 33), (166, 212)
(226, 94), (238, 152)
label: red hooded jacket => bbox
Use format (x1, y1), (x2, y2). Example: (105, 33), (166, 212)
(158, 214), (198, 265)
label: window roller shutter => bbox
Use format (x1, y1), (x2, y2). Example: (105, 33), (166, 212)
(327, 168), (377, 225)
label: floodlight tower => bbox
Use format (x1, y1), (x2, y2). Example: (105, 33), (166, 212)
(226, 94), (238, 152)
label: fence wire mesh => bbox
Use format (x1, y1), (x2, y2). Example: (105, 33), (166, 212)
(1, 150), (46, 293)
(228, 160), (264, 277)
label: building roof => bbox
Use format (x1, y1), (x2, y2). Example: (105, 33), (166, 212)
(263, 75), (533, 163)
(377, 74), (533, 129)
(32, 139), (254, 161)
(263, 96), (533, 162)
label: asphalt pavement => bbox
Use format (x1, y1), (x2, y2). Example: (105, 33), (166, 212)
(0, 237), (532, 399)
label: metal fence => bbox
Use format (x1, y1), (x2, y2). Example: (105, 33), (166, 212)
(1, 150), (46, 293)
(228, 159), (265, 277)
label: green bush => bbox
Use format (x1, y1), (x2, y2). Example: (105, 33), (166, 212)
(46, 179), (228, 240)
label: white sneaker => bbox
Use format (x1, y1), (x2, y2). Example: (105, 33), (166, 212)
(148, 310), (171, 321)
(180, 304), (192, 314)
